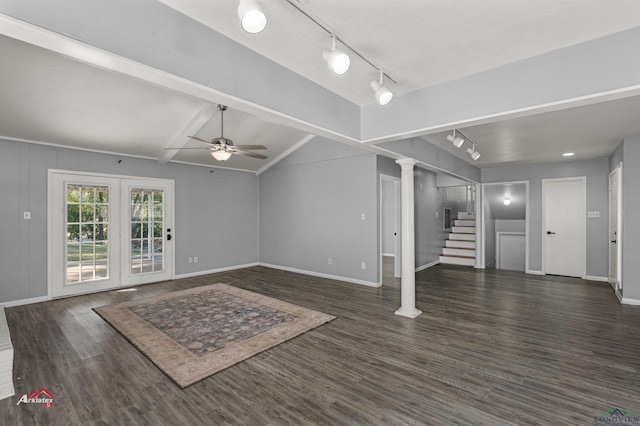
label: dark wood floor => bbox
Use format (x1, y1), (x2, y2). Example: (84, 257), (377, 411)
(2, 260), (640, 425)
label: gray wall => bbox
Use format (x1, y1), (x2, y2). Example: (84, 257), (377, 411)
(482, 158), (609, 276)
(258, 137), (379, 284)
(496, 220), (526, 233)
(0, 139), (258, 303)
(381, 179), (396, 255)
(484, 197), (496, 268)
(414, 168), (448, 268)
(379, 137), (481, 182)
(614, 138), (640, 299)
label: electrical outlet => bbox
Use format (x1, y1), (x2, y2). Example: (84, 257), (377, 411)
(361, 262), (366, 270)
(361, 213), (366, 221)
(188, 257), (193, 264)
(193, 256), (198, 263)
(23, 211), (31, 220)
(328, 258), (332, 265)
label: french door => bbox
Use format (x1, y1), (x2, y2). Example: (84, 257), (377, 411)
(49, 171), (174, 298)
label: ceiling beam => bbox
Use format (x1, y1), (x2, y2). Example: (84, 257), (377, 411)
(157, 104), (218, 165)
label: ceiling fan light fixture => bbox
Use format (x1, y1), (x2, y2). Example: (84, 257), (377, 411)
(237, 0), (267, 34)
(211, 150), (232, 162)
(323, 35), (350, 75)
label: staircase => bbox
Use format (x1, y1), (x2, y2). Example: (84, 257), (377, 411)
(440, 212), (476, 266)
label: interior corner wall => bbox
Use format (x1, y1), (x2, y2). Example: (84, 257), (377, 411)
(258, 137), (379, 284)
(483, 197), (496, 268)
(617, 138), (640, 300)
(481, 158), (609, 276)
(414, 168), (448, 269)
(0, 139), (258, 304)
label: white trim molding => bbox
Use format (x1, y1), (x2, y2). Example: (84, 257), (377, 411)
(416, 260), (440, 272)
(0, 296), (48, 308)
(620, 297), (640, 306)
(259, 263), (381, 288)
(586, 275), (609, 283)
(526, 270), (545, 275)
(174, 263), (259, 280)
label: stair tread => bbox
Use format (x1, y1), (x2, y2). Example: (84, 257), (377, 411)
(444, 247), (475, 251)
(440, 254), (475, 259)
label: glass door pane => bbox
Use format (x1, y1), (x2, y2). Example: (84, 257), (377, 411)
(129, 188), (164, 275)
(66, 184), (110, 284)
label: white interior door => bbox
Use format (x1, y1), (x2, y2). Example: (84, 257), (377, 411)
(121, 178), (174, 287)
(50, 171), (174, 298)
(609, 166), (621, 291)
(543, 178), (586, 278)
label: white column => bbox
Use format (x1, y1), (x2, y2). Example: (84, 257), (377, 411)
(395, 158), (422, 318)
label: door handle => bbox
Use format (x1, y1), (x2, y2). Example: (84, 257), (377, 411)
(546, 231), (556, 235)
(611, 240), (617, 244)
(167, 234), (172, 241)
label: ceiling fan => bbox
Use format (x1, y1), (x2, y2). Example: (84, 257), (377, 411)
(169, 104), (267, 161)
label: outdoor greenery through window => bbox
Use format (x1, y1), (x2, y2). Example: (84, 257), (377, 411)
(66, 184), (109, 283)
(130, 188), (164, 275)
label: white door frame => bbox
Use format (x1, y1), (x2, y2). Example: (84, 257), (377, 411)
(48, 169), (175, 299)
(379, 174), (401, 283)
(479, 181), (529, 272)
(609, 163), (623, 294)
(541, 176), (586, 278)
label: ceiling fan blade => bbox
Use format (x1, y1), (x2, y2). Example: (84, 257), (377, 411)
(234, 149), (268, 159)
(234, 145), (267, 150)
(188, 136), (213, 144)
(163, 147), (211, 150)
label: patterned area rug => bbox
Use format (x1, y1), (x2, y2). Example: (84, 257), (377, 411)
(94, 283), (335, 388)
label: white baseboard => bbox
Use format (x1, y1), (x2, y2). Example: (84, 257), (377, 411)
(526, 270), (544, 275)
(174, 262), (259, 279)
(258, 263), (381, 288)
(416, 260), (440, 272)
(621, 297), (640, 306)
(586, 275), (609, 282)
(0, 296), (48, 308)
(382, 253), (395, 257)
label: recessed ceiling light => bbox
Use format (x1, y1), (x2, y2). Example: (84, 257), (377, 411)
(563, 152), (575, 157)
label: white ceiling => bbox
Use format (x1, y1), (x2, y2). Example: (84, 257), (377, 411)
(2, 2), (640, 172)
(161, 0), (640, 105)
(0, 35), (309, 171)
(423, 94), (640, 168)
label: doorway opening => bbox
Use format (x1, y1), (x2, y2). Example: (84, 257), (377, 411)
(481, 181), (529, 272)
(609, 164), (622, 296)
(380, 174), (401, 286)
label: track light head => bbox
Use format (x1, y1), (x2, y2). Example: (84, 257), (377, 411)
(323, 36), (350, 75)
(446, 133), (465, 148)
(237, 0), (267, 34)
(466, 144), (481, 160)
(370, 71), (393, 105)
